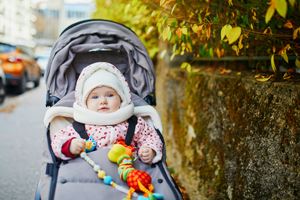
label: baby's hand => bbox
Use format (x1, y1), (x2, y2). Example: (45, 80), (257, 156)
(138, 146), (156, 164)
(70, 138), (86, 155)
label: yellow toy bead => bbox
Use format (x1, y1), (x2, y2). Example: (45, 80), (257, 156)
(98, 170), (106, 179)
(86, 141), (93, 150)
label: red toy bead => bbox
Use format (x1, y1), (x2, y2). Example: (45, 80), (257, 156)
(126, 170), (152, 191)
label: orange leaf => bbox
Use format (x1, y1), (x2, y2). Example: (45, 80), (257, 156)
(293, 27), (300, 40)
(238, 35), (244, 49)
(215, 48), (224, 58)
(206, 25), (211, 39)
(280, 52), (289, 63)
(232, 45), (239, 55)
(263, 27), (272, 34)
(219, 67), (232, 75)
(284, 21), (293, 29)
(255, 74), (274, 82)
(283, 72), (293, 80)
(176, 28), (182, 38)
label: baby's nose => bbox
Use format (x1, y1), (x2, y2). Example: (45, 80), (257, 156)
(99, 97), (107, 104)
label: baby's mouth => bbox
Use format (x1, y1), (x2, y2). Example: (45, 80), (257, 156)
(98, 107), (109, 112)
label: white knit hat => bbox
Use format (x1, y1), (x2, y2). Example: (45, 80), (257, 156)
(82, 69), (127, 107)
(73, 62), (134, 125)
(75, 62), (131, 108)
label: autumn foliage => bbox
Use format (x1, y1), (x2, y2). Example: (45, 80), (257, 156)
(93, 0), (300, 74)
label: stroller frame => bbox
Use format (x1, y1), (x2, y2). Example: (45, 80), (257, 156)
(35, 19), (183, 200)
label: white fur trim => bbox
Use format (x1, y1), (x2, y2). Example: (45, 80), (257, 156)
(43, 105), (162, 133)
(134, 105), (162, 132)
(73, 102), (134, 125)
(43, 106), (73, 127)
(50, 116), (73, 133)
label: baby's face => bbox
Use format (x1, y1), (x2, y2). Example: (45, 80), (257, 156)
(86, 86), (121, 113)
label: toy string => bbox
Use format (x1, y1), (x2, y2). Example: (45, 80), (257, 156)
(80, 152), (138, 198)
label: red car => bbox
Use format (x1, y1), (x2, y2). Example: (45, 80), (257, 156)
(0, 42), (41, 94)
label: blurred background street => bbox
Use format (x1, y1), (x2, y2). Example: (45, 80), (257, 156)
(0, 81), (46, 200)
(0, 0), (95, 199)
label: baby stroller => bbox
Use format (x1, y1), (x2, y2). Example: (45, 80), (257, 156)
(35, 19), (183, 200)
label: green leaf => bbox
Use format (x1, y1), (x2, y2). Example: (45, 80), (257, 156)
(162, 28), (168, 40)
(281, 52), (289, 63)
(124, 3), (130, 14)
(221, 24), (232, 40)
(170, 52), (177, 61)
(265, 6), (275, 23)
(146, 26), (154, 35)
(162, 26), (171, 41)
(182, 27), (188, 35)
(192, 24), (199, 33)
(275, 0), (287, 18)
(227, 27), (241, 44)
(289, 0), (295, 6)
(295, 59), (300, 68)
(212, 16), (219, 24)
(180, 62), (192, 72)
(271, 54), (277, 72)
(173, 44), (177, 52)
(209, 48), (214, 57)
(171, 3), (177, 14)
(168, 30), (172, 41)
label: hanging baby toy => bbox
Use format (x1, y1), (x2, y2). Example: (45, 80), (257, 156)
(108, 140), (164, 200)
(80, 138), (164, 200)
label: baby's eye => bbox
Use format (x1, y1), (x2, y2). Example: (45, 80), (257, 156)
(91, 95), (99, 99)
(106, 93), (115, 98)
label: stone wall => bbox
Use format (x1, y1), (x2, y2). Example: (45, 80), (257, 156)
(155, 59), (300, 200)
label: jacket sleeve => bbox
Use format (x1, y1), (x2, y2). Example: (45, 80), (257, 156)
(61, 137), (77, 158)
(133, 117), (163, 163)
(50, 124), (80, 160)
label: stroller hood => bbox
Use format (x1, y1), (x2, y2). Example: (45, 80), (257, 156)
(45, 19), (156, 107)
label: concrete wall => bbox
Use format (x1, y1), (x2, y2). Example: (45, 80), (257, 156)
(155, 59), (300, 200)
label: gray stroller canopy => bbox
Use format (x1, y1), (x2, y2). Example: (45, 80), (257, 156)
(45, 19), (156, 107)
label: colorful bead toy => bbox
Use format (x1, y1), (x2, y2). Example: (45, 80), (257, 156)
(108, 141), (164, 200)
(80, 139), (164, 200)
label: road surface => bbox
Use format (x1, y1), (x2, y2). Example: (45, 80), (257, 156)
(0, 81), (46, 200)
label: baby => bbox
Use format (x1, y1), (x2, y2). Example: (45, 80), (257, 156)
(51, 62), (163, 164)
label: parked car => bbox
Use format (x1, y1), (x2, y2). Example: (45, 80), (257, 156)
(0, 42), (41, 94)
(0, 63), (6, 104)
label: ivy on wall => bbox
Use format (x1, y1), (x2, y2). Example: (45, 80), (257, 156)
(92, 0), (300, 78)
